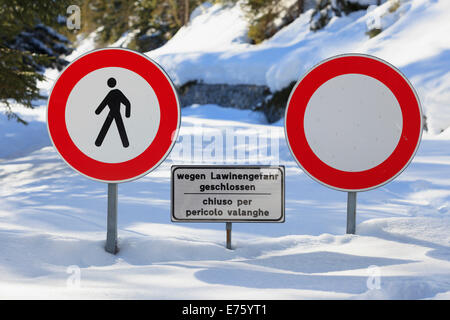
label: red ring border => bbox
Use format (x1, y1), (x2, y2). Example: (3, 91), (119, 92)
(285, 54), (422, 191)
(47, 48), (180, 183)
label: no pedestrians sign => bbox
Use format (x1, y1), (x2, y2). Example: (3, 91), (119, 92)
(47, 48), (180, 183)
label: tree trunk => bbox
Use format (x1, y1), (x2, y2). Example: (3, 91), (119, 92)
(185, 0), (190, 25)
(298, 0), (304, 14)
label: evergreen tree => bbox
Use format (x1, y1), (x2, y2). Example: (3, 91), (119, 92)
(0, 0), (73, 123)
(131, 0), (201, 51)
(89, 0), (199, 51)
(132, 0), (177, 51)
(310, 0), (373, 31)
(243, 0), (304, 44)
(91, 0), (136, 46)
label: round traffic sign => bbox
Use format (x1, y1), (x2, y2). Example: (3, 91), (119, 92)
(285, 54), (422, 192)
(47, 48), (180, 183)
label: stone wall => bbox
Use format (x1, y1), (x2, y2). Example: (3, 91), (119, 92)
(176, 82), (288, 123)
(178, 82), (271, 110)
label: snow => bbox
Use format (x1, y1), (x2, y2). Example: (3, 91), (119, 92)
(109, 29), (140, 48)
(1, 102), (449, 299)
(66, 29), (99, 62)
(1, 0), (450, 300)
(147, 0), (450, 134)
(0, 105), (49, 159)
(154, 2), (248, 55)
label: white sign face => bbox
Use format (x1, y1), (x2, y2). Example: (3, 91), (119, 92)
(65, 67), (161, 163)
(285, 54), (423, 192)
(171, 166), (285, 222)
(303, 73), (403, 172)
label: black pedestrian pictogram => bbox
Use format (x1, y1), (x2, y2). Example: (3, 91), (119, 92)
(95, 77), (131, 148)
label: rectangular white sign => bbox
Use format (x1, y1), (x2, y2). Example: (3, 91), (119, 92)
(171, 166), (285, 222)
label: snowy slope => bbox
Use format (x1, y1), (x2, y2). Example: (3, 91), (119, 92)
(0, 104), (450, 299)
(148, 0), (450, 134)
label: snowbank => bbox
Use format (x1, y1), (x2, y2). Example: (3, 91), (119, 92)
(1, 101), (450, 298)
(147, 0), (450, 134)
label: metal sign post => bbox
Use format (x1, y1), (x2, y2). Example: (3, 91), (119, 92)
(226, 222), (232, 249)
(346, 191), (357, 234)
(106, 183), (118, 254)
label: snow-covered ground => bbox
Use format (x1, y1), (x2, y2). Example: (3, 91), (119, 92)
(0, 0), (449, 299)
(0, 103), (449, 299)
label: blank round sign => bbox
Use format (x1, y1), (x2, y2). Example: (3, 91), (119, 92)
(285, 54), (422, 191)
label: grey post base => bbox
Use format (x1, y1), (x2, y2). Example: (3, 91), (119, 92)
(105, 183), (118, 254)
(346, 191), (357, 234)
(226, 222), (232, 250)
